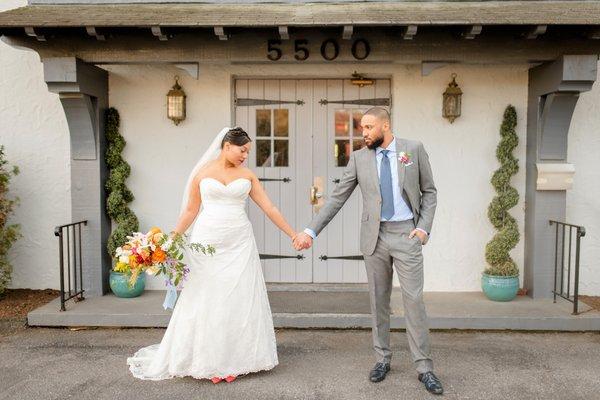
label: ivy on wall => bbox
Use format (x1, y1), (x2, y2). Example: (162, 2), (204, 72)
(105, 108), (139, 258)
(0, 146), (21, 295)
(485, 105), (520, 276)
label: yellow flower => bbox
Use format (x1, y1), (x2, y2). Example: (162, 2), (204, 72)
(114, 262), (129, 273)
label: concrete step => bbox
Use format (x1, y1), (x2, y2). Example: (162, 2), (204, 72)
(27, 289), (600, 331)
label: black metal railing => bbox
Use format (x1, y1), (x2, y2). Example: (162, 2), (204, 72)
(549, 220), (586, 315)
(54, 220), (87, 311)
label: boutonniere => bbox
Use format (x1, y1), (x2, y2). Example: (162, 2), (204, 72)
(398, 152), (413, 166)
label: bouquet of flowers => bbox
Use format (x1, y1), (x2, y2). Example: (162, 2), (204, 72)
(113, 227), (215, 308)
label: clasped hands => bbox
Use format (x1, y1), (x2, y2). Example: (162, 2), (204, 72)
(291, 232), (313, 251)
(291, 229), (426, 251)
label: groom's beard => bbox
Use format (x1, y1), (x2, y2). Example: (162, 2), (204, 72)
(366, 136), (384, 150)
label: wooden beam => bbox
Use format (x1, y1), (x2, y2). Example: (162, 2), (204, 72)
(526, 25), (547, 39)
(214, 26), (228, 41)
(462, 25), (482, 40)
(24, 26), (45, 41)
(85, 26), (105, 41)
(278, 26), (289, 40)
(587, 28), (600, 39)
(151, 26), (168, 41)
(343, 25), (353, 40)
(402, 25), (418, 40)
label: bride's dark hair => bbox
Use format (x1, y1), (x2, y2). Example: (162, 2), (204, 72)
(221, 127), (251, 148)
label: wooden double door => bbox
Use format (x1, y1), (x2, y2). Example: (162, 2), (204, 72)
(234, 78), (391, 283)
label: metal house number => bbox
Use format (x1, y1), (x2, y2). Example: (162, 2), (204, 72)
(267, 39), (371, 61)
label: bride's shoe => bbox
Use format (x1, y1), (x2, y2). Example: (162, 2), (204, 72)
(210, 377), (223, 384)
(225, 375), (237, 383)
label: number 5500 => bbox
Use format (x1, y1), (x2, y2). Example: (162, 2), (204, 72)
(267, 39), (370, 61)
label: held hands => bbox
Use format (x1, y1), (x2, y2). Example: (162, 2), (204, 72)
(292, 232), (313, 251)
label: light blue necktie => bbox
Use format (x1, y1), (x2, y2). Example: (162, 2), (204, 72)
(380, 150), (395, 220)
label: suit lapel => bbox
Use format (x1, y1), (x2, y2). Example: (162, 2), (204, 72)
(366, 147), (381, 198)
(395, 135), (407, 192)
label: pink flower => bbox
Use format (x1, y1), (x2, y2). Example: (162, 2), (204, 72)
(398, 151), (412, 166)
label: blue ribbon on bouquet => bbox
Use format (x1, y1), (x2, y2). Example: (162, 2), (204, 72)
(163, 286), (178, 310)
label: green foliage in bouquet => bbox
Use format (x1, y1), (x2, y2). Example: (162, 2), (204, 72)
(147, 232), (216, 288)
(485, 105), (520, 277)
(0, 146), (22, 295)
(105, 108), (139, 258)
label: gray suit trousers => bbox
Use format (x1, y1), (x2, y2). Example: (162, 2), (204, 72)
(363, 219), (433, 374)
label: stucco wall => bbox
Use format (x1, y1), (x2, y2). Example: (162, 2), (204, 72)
(0, 0), (71, 290)
(106, 62), (529, 291)
(567, 80), (600, 296)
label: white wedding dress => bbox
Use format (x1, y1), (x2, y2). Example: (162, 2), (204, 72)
(127, 177), (278, 380)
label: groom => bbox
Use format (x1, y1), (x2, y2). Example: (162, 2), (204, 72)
(293, 107), (443, 395)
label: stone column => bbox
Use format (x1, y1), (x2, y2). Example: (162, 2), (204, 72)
(43, 57), (110, 296)
(525, 55), (597, 298)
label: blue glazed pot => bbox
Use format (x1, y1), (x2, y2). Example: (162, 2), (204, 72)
(109, 271), (146, 298)
(481, 273), (519, 302)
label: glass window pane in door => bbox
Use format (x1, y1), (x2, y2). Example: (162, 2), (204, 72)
(274, 140), (289, 167)
(335, 109), (350, 137)
(274, 109), (289, 137)
(352, 110), (364, 136)
(353, 139), (366, 152)
(256, 109), (271, 137)
(335, 139), (350, 167)
(256, 140), (271, 167)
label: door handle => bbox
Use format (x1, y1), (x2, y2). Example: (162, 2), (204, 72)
(310, 186), (323, 204)
(311, 177), (325, 210)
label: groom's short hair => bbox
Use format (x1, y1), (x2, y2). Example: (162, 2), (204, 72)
(363, 107), (390, 122)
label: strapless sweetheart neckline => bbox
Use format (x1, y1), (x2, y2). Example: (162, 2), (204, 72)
(200, 177), (251, 187)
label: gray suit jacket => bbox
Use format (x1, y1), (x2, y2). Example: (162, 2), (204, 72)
(307, 136), (437, 256)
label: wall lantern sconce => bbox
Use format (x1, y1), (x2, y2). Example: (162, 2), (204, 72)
(167, 75), (186, 125)
(442, 73), (462, 123)
(350, 71), (374, 87)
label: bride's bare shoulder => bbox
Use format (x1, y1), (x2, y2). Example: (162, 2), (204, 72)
(240, 167), (257, 181)
(193, 161), (218, 182)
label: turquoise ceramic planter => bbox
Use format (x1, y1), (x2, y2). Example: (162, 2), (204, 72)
(109, 271), (146, 298)
(481, 273), (519, 302)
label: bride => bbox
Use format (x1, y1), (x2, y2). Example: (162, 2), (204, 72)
(127, 126), (298, 383)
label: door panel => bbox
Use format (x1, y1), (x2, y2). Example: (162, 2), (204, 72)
(234, 78), (390, 283)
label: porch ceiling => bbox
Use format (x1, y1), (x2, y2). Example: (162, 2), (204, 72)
(1, 1), (600, 29)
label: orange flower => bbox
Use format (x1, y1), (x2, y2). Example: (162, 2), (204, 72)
(152, 232), (164, 245)
(147, 226), (162, 236)
(152, 248), (167, 263)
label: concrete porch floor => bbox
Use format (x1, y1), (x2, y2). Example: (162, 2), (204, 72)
(27, 285), (600, 331)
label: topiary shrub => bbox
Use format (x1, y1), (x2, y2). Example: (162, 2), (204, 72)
(484, 105), (520, 276)
(105, 108), (139, 259)
(0, 145), (22, 295)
